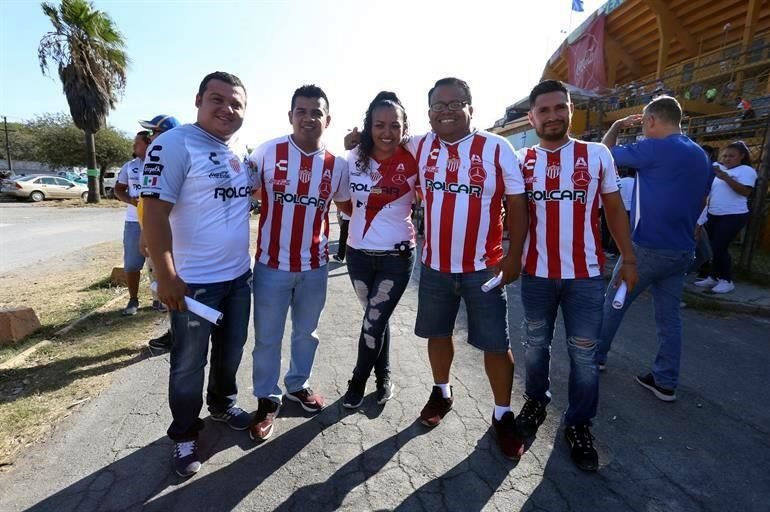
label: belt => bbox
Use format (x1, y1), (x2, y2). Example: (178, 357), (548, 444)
(358, 249), (403, 256)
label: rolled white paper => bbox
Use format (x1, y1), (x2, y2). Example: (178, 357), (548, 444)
(612, 281), (628, 310)
(150, 282), (224, 325)
(481, 272), (503, 293)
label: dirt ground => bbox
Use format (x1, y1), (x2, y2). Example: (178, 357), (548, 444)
(0, 241), (165, 468)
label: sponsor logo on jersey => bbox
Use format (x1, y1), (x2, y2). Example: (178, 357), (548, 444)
(526, 189), (586, 203)
(423, 165), (439, 175)
(299, 168), (312, 184)
(131, 183), (141, 191)
(269, 178), (292, 186)
(276, 159), (288, 172)
(350, 182), (399, 195)
(572, 170), (591, 188)
(143, 163), (164, 176)
(429, 148), (440, 161)
(425, 178), (482, 197)
(471, 154), (483, 165)
(274, 191), (327, 209)
(356, 199), (393, 210)
(319, 180), (332, 198)
(469, 166), (487, 184)
(392, 173), (406, 185)
(208, 171), (230, 180)
(546, 164), (561, 179)
(396, 163), (406, 173)
(209, 152), (221, 165)
(229, 158), (242, 173)
(214, 185), (252, 201)
(322, 168), (332, 180)
(447, 158), (461, 173)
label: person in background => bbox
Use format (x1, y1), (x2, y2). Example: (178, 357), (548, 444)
(694, 141), (757, 294)
(333, 209), (350, 263)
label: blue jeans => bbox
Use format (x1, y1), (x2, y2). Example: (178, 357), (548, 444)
(252, 263), (329, 403)
(122, 221), (145, 272)
(167, 270), (252, 441)
(346, 247), (414, 382)
(520, 274), (604, 426)
(597, 244), (693, 389)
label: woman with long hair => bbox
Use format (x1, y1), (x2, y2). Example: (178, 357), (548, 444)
(694, 141), (758, 293)
(340, 91), (419, 408)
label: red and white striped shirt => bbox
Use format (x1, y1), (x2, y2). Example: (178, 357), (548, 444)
(407, 130), (524, 273)
(518, 139), (618, 279)
(249, 136), (350, 272)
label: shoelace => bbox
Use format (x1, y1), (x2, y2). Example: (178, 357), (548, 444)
(175, 441), (196, 458)
(521, 401), (543, 420)
(224, 406), (244, 418)
(570, 426), (594, 449)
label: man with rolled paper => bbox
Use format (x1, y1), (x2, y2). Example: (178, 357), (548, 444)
(598, 95), (712, 403)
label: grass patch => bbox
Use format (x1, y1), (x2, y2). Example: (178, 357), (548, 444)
(0, 242), (165, 468)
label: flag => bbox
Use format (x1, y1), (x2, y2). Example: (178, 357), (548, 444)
(572, 0), (584, 12)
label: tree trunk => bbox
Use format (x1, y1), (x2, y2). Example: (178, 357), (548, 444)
(99, 164), (106, 197)
(84, 130), (100, 203)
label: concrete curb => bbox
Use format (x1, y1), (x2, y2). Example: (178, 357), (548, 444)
(682, 286), (770, 317)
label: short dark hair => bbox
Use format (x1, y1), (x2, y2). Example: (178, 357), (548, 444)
(197, 71), (246, 97)
(644, 95), (682, 125)
(428, 77), (472, 105)
(529, 80), (570, 106)
(291, 84), (330, 112)
(136, 130), (151, 144)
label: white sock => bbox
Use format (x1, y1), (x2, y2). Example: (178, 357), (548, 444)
(435, 383), (452, 398)
(494, 405), (512, 421)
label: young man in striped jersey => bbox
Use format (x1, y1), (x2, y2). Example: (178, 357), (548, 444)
(516, 80), (637, 471)
(247, 85), (352, 442)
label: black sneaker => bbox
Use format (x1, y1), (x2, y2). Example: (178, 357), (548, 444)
(173, 439), (201, 477)
(342, 379), (366, 409)
(491, 411), (525, 460)
(376, 377), (394, 405)
(210, 405), (251, 430)
(419, 386), (453, 427)
(516, 398), (548, 438)
(147, 330), (173, 356)
(565, 424), (598, 472)
(635, 373), (676, 402)
(250, 398), (280, 442)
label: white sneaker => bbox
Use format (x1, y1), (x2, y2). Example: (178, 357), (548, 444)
(710, 280), (735, 294)
(694, 277), (717, 288)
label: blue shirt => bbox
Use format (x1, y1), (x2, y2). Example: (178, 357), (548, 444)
(611, 134), (712, 251)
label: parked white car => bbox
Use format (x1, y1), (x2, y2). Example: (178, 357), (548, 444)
(1, 175), (88, 201)
(103, 168), (119, 198)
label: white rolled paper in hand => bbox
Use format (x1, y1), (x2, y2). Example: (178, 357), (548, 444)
(150, 283), (224, 325)
(612, 281), (628, 310)
(481, 272), (503, 293)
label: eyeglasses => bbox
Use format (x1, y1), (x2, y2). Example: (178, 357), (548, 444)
(429, 100), (469, 113)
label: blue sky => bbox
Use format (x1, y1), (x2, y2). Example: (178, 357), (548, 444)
(0, 0), (601, 153)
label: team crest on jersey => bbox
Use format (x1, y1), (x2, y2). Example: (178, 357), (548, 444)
(299, 168), (312, 184)
(392, 173), (406, 185)
(572, 170), (591, 188)
(546, 164), (561, 179)
(469, 166), (487, 184)
(396, 163), (406, 173)
(447, 158), (461, 173)
(229, 158), (241, 173)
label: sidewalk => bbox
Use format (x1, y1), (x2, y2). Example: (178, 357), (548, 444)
(682, 276), (770, 317)
(1, 228), (769, 511)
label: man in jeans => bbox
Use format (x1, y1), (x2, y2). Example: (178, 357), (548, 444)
(247, 85), (351, 442)
(141, 72), (252, 477)
(598, 96), (712, 402)
(516, 80), (637, 472)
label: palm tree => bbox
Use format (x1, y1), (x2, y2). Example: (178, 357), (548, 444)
(38, 0), (128, 203)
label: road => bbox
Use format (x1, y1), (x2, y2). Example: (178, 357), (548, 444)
(0, 219), (768, 511)
(0, 204), (125, 273)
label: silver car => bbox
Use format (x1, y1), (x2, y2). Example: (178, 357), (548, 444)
(1, 175), (89, 202)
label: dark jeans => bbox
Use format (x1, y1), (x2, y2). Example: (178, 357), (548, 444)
(347, 247), (414, 382)
(167, 270), (252, 441)
(520, 274), (605, 426)
(337, 219), (350, 260)
(705, 213), (749, 281)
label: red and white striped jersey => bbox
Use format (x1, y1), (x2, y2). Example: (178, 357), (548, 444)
(248, 135), (350, 272)
(407, 130), (524, 273)
(343, 147), (418, 251)
(518, 139), (618, 279)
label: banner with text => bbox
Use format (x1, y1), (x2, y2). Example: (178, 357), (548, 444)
(567, 14), (607, 91)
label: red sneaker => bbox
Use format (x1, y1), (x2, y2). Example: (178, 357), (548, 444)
(249, 398), (280, 442)
(419, 386), (453, 427)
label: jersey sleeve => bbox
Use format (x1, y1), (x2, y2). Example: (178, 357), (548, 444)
(246, 144), (265, 191)
(403, 135), (420, 158)
(333, 156), (351, 201)
(499, 139), (525, 195)
(116, 161), (130, 185)
(733, 165), (758, 187)
(599, 145), (620, 194)
(610, 139), (653, 170)
(139, 131), (189, 204)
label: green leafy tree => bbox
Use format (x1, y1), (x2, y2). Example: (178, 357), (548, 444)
(38, 0), (128, 203)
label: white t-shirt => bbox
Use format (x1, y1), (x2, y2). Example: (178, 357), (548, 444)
(708, 163), (757, 215)
(618, 176), (635, 211)
(139, 124), (251, 284)
(248, 135), (350, 272)
(342, 147), (418, 251)
(405, 129), (524, 273)
(117, 157), (143, 222)
(518, 139), (618, 279)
